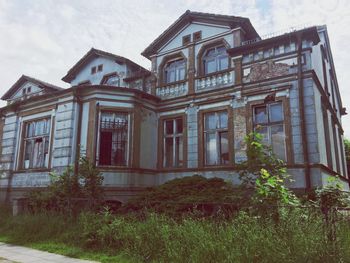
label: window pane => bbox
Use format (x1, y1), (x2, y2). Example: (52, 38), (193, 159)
(218, 56), (228, 71)
(271, 124), (286, 161)
(205, 113), (216, 130)
(256, 126), (269, 145)
(165, 120), (174, 135)
(33, 137), (45, 168)
(205, 59), (216, 74)
(166, 70), (176, 83)
(165, 137), (173, 167)
(26, 122), (35, 138)
(206, 48), (215, 57)
(178, 67), (185, 81)
(176, 118), (183, 134)
(269, 103), (283, 122)
(254, 106), (267, 124)
(175, 137), (183, 167)
(24, 140), (33, 169)
(219, 112), (228, 128)
(219, 132), (229, 164)
(205, 132), (217, 165)
(217, 46), (226, 54)
(45, 119), (51, 135)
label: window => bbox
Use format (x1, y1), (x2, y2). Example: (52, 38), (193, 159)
(182, 34), (191, 46)
(193, 31), (202, 42)
(164, 59), (186, 84)
(23, 118), (51, 169)
(163, 118), (184, 167)
(91, 66), (96, 74)
(98, 112), (128, 166)
(27, 86), (31, 93)
(105, 76), (120, 86)
(203, 46), (228, 74)
(204, 111), (229, 165)
(97, 64), (103, 72)
(253, 102), (286, 161)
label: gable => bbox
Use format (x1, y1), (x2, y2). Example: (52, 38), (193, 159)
(159, 23), (231, 53)
(70, 56), (127, 86)
(142, 10), (259, 59)
(11, 82), (42, 99)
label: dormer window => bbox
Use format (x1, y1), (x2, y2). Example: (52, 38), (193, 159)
(203, 46), (228, 74)
(164, 59), (186, 84)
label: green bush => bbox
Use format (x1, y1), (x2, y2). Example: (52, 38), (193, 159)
(121, 175), (249, 217)
(27, 157), (104, 214)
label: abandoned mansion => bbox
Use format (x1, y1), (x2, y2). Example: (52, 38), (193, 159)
(0, 10), (348, 204)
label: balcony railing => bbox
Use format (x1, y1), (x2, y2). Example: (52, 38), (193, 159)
(156, 81), (188, 99)
(195, 70), (235, 92)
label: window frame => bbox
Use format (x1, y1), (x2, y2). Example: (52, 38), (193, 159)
(158, 52), (187, 86)
(203, 46), (229, 75)
(252, 102), (287, 161)
(96, 110), (131, 168)
(198, 107), (233, 168)
(164, 59), (186, 84)
(197, 39), (231, 77)
(19, 116), (53, 171)
(247, 96), (293, 164)
(158, 114), (187, 170)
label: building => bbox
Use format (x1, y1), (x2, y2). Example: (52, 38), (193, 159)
(0, 10), (348, 204)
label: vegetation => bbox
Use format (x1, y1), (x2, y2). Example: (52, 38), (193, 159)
(27, 157), (104, 214)
(0, 132), (349, 262)
(1, 207), (350, 263)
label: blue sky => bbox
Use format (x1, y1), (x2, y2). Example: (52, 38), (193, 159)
(0, 0), (349, 136)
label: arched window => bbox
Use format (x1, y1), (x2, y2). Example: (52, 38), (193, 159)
(203, 46), (228, 74)
(164, 59), (186, 84)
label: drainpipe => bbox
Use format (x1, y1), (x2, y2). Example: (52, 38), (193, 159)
(297, 33), (311, 192)
(73, 88), (83, 176)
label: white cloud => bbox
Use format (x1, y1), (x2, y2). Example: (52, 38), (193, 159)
(0, 0), (349, 136)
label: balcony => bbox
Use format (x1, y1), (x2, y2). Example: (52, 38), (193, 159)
(156, 81), (188, 99)
(195, 69), (235, 92)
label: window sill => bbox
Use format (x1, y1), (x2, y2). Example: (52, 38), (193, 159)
(15, 168), (51, 173)
(159, 79), (187, 87)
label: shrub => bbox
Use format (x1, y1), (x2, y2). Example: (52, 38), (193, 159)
(121, 175), (248, 217)
(27, 158), (104, 214)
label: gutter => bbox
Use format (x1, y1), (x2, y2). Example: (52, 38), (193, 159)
(297, 33), (311, 192)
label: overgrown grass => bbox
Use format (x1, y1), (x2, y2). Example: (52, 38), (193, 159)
(0, 207), (136, 263)
(1, 206), (350, 263)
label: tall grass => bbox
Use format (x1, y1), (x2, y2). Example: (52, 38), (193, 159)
(1, 207), (350, 263)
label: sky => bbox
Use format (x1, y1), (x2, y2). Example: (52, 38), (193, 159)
(0, 0), (349, 135)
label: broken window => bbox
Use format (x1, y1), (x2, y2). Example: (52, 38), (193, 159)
(23, 118), (51, 169)
(253, 102), (286, 161)
(163, 118), (183, 168)
(204, 111), (229, 165)
(98, 112), (128, 166)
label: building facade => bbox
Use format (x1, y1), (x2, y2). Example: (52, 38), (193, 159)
(0, 11), (348, 204)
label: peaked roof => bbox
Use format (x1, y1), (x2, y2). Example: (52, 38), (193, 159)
(141, 10), (260, 59)
(62, 48), (149, 83)
(1, 75), (63, 100)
